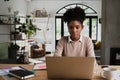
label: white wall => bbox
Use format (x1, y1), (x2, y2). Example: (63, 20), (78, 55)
(0, 0), (27, 16)
(27, 0), (102, 52)
(0, 25), (11, 42)
(101, 0), (120, 64)
(27, 0), (101, 17)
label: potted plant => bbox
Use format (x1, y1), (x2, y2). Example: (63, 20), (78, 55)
(17, 15), (37, 39)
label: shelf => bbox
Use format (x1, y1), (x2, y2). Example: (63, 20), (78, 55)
(0, 14), (14, 17)
(32, 17), (49, 23)
(0, 15), (25, 26)
(0, 14), (25, 18)
(0, 23), (22, 25)
(0, 34), (10, 35)
(11, 39), (26, 41)
(0, 15), (26, 43)
(0, 24), (13, 25)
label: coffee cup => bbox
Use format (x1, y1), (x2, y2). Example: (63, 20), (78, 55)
(101, 67), (120, 80)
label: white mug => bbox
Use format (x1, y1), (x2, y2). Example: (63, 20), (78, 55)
(101, 67), (120, 80)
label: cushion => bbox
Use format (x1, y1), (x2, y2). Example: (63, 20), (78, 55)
(0, 42), (9, 59)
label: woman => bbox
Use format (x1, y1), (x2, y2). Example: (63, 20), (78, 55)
(54, 6), (96, 58)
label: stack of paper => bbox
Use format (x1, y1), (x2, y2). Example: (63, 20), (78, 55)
(33, 63), (46, 70)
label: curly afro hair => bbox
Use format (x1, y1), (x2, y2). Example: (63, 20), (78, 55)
(63, 6), (85, 24)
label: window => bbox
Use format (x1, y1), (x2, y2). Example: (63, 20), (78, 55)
(55, 3), (98, 45)
(56, 3), (97, 14)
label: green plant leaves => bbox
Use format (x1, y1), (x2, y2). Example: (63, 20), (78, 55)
(17, 17), (37, 37)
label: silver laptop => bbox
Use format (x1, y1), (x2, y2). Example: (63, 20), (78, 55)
(46, 57), (95, 79)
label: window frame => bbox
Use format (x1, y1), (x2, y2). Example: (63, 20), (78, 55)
(55, 16), (98, 43)
(56, 3), (97, 14)
(55, 3), (98, 45)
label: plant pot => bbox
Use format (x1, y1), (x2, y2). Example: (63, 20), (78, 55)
(11, 33), (22, 40)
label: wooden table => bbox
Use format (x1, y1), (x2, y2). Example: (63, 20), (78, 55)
(0, 64), (120, 80)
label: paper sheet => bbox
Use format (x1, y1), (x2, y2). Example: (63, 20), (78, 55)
(33, 63), (46, 70)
